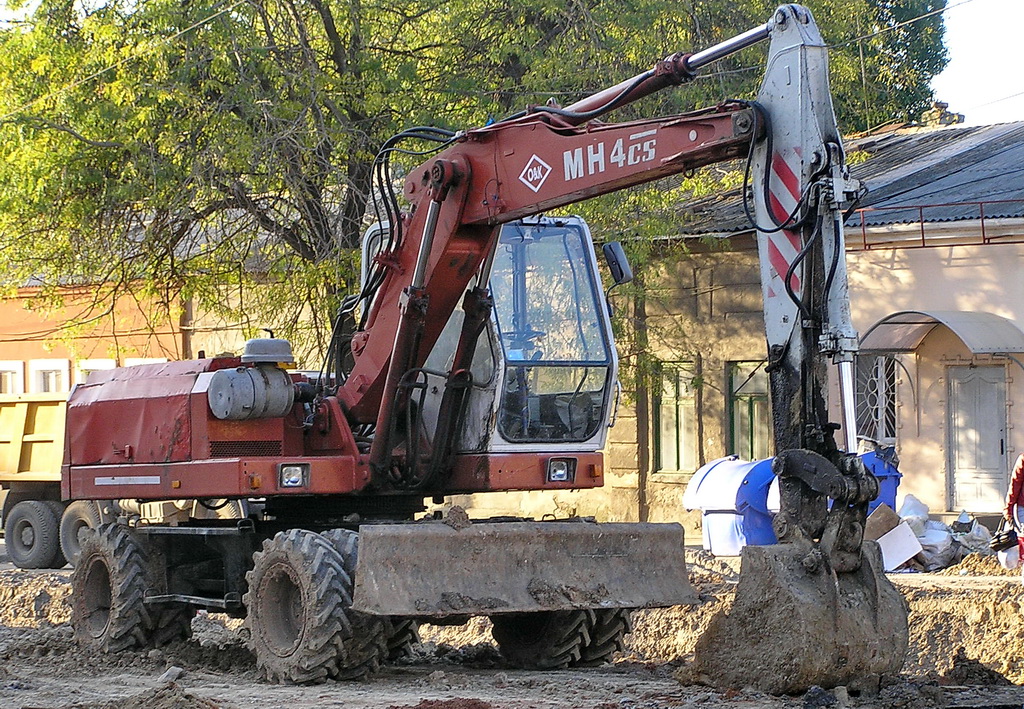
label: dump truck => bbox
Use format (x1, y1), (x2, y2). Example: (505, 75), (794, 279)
(0, 393), (99, 569)
(0, 393), (241, 569)
(60, 5), (907, 692)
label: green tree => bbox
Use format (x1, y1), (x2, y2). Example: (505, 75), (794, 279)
(0, 0), (946, 361)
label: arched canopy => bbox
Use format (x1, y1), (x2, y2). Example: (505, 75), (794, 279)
(860, 310), (1024, 354)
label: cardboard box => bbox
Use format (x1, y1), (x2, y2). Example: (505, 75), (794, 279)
(876, 521), (923, 571)
(865, 502), (902, 541)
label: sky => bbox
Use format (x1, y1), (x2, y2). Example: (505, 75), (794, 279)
(930, 0), (1024, 126)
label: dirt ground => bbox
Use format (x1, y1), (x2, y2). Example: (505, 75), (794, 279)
(1, 543), (1023, 709)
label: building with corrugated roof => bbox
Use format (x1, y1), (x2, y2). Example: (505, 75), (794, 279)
(621, 121), (1024, 524)
(457, 121), (1024, 528)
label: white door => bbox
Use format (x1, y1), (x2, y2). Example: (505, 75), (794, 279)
(947, 365), (1007, 513)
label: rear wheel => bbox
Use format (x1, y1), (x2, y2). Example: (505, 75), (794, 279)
(5, 500), (62, 569)
(71, 524), (152, 652)
(385, 618), (421, 661)
(244, 529), (352, 684)
(574, 609), (632, 666)
(150, 603), (195, 646)
(60, 500), (103, 569)
(44, 501), (68, 568)
(321, 528), (388, 679)
(490, 610), (594, 669)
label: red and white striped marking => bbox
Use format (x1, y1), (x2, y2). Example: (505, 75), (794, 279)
(764, 149), (803, 298)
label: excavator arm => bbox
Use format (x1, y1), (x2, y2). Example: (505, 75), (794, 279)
(336, 4), (907, 691)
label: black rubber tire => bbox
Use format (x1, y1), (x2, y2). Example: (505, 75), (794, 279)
(44, 501), (69, 569)
(490, 610), (594, 669)
(71, 524), (152, 652)
(243, 529), (353, 684)
(385, 618), (421, 661)
(574, 609), (632, 667)
(60, 500), (103, 569)
(150, 605), (194, 645)
(4, 500), (62, 569)
(321, 528), (388, 680)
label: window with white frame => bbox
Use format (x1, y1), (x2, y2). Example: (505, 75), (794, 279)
(28, 359), (70, 393)
(855, 353), (898, 444)
(728, 360), (772, 460)
(654, 362), (698, 473)
(0, 360), (25, 394)
(76, 358), (117, 384)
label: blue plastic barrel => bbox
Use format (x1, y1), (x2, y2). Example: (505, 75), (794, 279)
(685, 449), (901, 555)
(858, 449), (902, 514)
(684, 457), (778, 554)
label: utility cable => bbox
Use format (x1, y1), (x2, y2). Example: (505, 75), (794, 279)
(831, 0), (977, 49)
(0, 0), (248, 122)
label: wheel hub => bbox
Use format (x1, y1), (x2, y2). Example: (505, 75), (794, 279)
(259, 563), (304, 658)
(81, 557), (113, 640)
(17, 522), (35, 548)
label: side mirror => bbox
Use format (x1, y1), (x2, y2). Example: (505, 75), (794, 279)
(602, 242), (633, 286)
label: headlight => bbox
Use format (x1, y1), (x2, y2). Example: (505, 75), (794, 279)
(546, 458), (576, 483)
(279, 463), (309, 488)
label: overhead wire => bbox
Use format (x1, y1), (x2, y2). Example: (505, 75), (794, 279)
(1, 0), (969, 126)
(831, 0), (977, 49)
(0, 0), (249, 122)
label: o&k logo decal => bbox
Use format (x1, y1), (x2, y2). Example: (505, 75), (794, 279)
(519, 155), (552, 193)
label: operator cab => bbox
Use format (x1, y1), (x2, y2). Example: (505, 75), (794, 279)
(490, 219), (613, 445)
(360, 216), (622, 456)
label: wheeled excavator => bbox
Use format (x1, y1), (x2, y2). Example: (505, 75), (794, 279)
(62, 4), (907, 692)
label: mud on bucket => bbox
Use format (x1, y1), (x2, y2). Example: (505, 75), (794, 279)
(682, 541), (908, 695)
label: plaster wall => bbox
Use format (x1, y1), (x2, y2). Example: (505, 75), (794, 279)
(0, 289), (184, 392)
(839, 242), (1024, 514)
(478, 238), (1024, 522)
(845, 242), (1024, 334)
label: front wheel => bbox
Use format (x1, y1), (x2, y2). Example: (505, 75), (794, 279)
(385, 618), (421, 661)
(490, 610), (593, 669)
(243, 529), (353, 684)
(575, 609), (632, 666)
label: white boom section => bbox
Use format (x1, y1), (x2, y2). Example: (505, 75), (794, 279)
(751, 5), (863, 452)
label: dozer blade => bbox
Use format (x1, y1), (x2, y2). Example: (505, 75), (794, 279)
(352, 521), (696, 617)
(686, 540), (908, 694)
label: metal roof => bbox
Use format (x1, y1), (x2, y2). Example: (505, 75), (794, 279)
(671, 122), (1024, 236)
(860, 310), (1024, 355)
(847, 122), (1024, 228)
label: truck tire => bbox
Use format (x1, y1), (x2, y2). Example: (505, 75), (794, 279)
(71, 524), (152, 652)
(574, 608), (632, 666)
(4, 500), (62, 569)
(385, 619), (421, 661)
(320, 528), (388, 679)
(44, 501), (68, 568)
(60, 501), (103, 569)
(243, 529), (352, 684)
(490, 610), (594, 669)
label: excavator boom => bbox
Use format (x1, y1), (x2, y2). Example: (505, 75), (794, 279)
(687, 5), (908, 692)
(343, 4), (908, 692)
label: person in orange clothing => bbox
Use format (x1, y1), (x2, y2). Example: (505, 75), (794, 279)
(1006, 452), (1024, 525)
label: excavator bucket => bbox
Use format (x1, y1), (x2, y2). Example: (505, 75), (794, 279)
(685, 540), (908, 694)
(351, 521), (696, 617)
